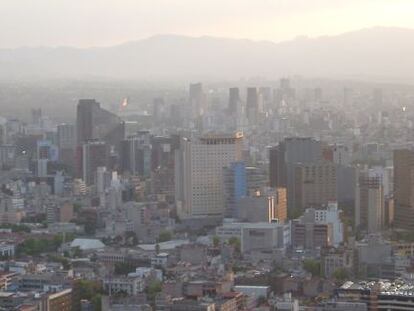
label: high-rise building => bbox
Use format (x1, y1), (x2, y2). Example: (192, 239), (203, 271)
(294, 162), (337, 211)
(120, 131), (152, 177)
(393, 149), (414, 231)
(77, 99), (100, 144)
(228, 87), (241, 115)
(246, 166), (267, 195)
(355, 170), (384, 233)
(76, 99), (124, 149)
(269, 137), (323, 211)
(57, 123), (75, 150)
(151, 135), (178, 171)
(223, 162), (247, 217)
(269, 145), (286, 188)
(189, 83), (204, 118)
(175, 132), (244, 219)
(82, 140), (108, 185)
(57, 123), (76, 168)
(246, 87), (258, 125)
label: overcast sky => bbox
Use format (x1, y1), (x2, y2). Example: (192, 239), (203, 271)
(1, 0), (414, 48)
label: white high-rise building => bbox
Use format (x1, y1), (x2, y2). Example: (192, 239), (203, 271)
(175, 132), (244, 219)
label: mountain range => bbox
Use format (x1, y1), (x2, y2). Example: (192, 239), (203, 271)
(1, 27), (413, 80)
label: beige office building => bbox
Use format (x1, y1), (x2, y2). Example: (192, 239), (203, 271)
(175, 132), (243, 219)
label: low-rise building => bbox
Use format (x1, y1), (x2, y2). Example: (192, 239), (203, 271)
(103, 276), (145, 296)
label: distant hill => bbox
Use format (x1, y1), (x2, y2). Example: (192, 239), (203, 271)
(1, 27), (414, 80)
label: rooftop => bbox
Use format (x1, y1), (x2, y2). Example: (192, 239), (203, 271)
(340, 280), (414, 297)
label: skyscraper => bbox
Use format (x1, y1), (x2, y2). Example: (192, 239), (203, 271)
(57, 124), (75, 150)
(76, 99), (124, 148)
(294, 162), (337, 211)
(120, 131), (152, 177)
(355, 170), (384, 233)
(246, 87), (258, 125)
(269, 137), (323, 211)
(269, 145), (287, 188)
(77, 99), (100, 144)
(189, 83), (204, 118)
(228, 87), (240, 115)
(82, 140), (108, 185)
(393, 149), (414, 231)
(57, 123), (76, 168)
(223, 161), (247, 217)
(175, 132), (244, 219)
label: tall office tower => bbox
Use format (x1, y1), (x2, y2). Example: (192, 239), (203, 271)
(246, 166), (267, 195)
(36, 140), (58, 177)
(151, 135), (177, 171)
(269, 145), (287, 188)
(175, 132), (244, 219)
(37, 159), (48, 177)
(76, 99), (124, 149)
(294, 162), (337, 211)
(269, 137), (323, 211)
(57, 123), (75, 168)
(228, 88), (241, 115)
(189, 83), (204, 118)
(57, 124), (75, 150)
(77, 99), (100, 144)
(393, 149), (414, 231)
(82, 140), (108, 185)
(246, 87), (258, 125)
(355, 170), (384, 233)
(223, 162), (247, 217)
(120, 131), (152, 177)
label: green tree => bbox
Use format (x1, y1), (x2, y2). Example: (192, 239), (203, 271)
(146, 280), (162, 303)
(76, 280), (103, 311)
(125, 231), (138, 246)
(303, 259), (321, 277)
(114, 262), (136, 275)
(228, 237), (241, 253)
(212, 236), (220, 247)
(333, 268), (349, 281)
(0, 223), (31, 233)
(158, 231), (172, 242)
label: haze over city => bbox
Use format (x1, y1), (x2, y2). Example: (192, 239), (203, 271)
(1, 1), (414, 311)
(2, 0), (414, 48)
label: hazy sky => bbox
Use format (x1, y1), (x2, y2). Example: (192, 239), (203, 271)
(2, 0), (414, 48)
